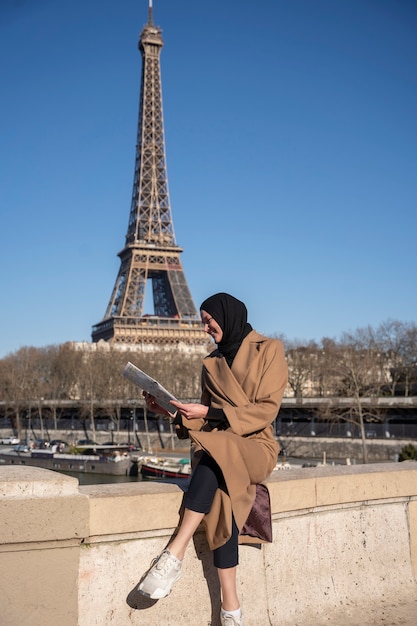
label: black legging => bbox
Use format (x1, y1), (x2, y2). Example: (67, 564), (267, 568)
(184, 452), (239, 569)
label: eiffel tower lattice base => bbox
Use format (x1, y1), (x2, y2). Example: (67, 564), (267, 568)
(91, 243), (209, 350)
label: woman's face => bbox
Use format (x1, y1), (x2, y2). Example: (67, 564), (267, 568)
(201, 309), (223, 343)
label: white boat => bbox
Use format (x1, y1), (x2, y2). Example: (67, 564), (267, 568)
(140, 456), (191, 480)
(0, 445), (136, 476)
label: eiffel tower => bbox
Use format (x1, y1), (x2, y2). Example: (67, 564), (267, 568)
(92, 2), (207, 350)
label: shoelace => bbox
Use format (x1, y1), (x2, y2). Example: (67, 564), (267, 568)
(152, 552), (175, 578)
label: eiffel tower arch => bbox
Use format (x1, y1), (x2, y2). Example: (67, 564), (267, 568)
(92, 2), (208, 351)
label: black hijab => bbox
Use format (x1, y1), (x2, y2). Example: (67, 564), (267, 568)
(200, 292), (253, 366)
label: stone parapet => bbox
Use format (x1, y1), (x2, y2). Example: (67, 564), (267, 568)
(0, 467), (89, 626)
(0, 463), (416, 625)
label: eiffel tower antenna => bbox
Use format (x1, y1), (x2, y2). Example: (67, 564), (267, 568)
(92, 2), (207, 349)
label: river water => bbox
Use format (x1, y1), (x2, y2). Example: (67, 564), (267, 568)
(63, 471), (146, 485)
(64, 470), (191, 488)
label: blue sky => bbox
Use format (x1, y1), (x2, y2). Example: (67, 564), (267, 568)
(1, 0), (416, 358)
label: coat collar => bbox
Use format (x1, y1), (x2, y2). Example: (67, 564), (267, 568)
(204, 330), (268, 388)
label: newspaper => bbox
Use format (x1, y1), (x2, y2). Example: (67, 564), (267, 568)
(122, 361), (178, 417)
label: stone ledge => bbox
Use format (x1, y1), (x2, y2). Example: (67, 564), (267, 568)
(78, 462), (417, 538)
(0, 465), (79, 497)
(80, 480), (185, 537)
(268, 461), (417, 511)
(0, 466), (89, 544)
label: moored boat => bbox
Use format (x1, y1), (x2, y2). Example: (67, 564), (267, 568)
(140, 456), (191, 480)
(0, 446), (137, 476)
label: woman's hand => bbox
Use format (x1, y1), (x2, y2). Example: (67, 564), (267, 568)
(142, 391), (172, 417)
(169, 400), (209, 421)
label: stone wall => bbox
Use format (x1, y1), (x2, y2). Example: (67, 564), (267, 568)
(281, 435), (412, 462)
(1, 463), (417, 625)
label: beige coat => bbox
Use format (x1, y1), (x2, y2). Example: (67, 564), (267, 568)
(179, 330), (288, 550)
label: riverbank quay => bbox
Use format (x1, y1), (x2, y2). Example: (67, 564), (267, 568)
(2, 428), (415, 463)
(1, 463), (416, 625)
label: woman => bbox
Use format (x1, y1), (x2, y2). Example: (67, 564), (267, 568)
(138, 293), (288, 626)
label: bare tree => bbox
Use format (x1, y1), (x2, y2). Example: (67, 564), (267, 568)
(375, 320), (417, 396)
(285, 339), (321, 398)
(77, 349), (115, 441)
(0, 347), (48, 441)
(98, 349), (130, 439)
(319, 328), (388, 463)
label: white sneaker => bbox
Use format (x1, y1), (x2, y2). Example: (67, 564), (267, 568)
(138, 549), (182, 599)
(221, 611), (244, 626)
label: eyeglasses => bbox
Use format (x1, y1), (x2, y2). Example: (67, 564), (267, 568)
(202, 316), (214, 327)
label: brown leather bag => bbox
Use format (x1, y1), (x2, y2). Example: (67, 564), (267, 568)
(240, 483), (273, 543)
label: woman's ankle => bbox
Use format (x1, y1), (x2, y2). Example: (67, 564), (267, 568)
(166, 542), (185, 561)
(221, 605), (241, 615)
